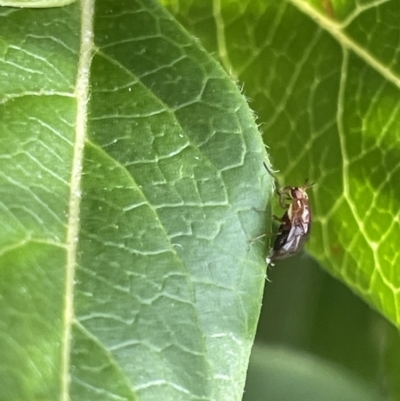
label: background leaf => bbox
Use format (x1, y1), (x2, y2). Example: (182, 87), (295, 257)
(161, 0), (400, 332)
(0, 0), (270, 400)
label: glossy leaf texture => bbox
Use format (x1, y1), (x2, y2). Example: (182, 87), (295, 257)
(161, 0), (400, 327)
(0, 1), (270, 400)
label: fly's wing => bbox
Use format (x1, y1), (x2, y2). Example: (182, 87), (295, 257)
(268, 202), (311, 264)
(281, 222), (310, 255)
(271, 212), (291, 252)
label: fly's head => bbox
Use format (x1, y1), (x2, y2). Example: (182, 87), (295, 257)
(290, 186), (308, 200)
(285, 181), (314, 202)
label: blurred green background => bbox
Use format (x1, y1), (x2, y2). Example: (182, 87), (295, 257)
(244, 253), (400, 401)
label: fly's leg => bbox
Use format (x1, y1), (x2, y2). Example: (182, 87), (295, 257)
(277, 186), (293, 209)
(263, 162), (281, 195)
(248, 229), (280, 243)
(250, 216), (286, 244)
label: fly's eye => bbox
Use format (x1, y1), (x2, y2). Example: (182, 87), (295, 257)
(291, 188), (300, 198)
(291, 188), (306, 199)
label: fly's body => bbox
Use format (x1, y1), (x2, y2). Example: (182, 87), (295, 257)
(264, 163), (313, 266)
(267, 185), (312, 265)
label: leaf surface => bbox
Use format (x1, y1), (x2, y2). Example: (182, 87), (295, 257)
(0, 1), (269, 400)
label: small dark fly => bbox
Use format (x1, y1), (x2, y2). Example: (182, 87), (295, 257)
(264, 163), (314, 266)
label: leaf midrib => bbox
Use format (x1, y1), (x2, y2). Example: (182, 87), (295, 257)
(289, 0), (400, 89)
(62, 0), (94, 398)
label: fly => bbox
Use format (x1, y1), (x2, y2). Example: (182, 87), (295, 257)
(264, 163), (314, 266)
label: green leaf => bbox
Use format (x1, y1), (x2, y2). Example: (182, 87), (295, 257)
(161, 0), (400, 327)
(0, 0), (269, 400)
